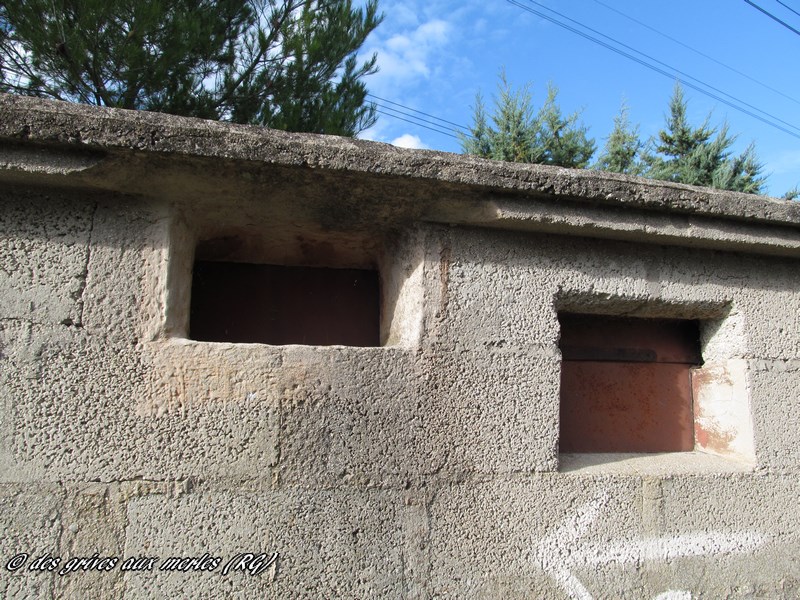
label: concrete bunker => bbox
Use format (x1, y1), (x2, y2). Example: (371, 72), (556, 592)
(2, 94), (799, 599)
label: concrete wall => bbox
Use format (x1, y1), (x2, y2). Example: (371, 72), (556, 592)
(1, 94), (799, 598)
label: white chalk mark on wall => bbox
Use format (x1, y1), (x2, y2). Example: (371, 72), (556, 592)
(654, 592), (692, 600)
(534, 493), (767, 600)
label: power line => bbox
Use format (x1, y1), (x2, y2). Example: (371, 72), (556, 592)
(373, 106), (469, 141)
(744, 0), (800, 36)
(506, 0), (800, 141)
(367, 94), (475, 142)
(368, 93), (469, 131)
(374, 109), (464, 141)
(373, 103), (468, 139)
(374, 102), (463, 135)
(519, 0), (800, 135)
(589, 0), (800, 107)
(775, 0), (800, 20)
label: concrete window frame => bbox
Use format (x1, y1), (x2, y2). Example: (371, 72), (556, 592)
(156, 211), (425, 350)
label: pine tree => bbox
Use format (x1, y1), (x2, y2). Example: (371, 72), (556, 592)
(460, 92), (494, 158)
(0, 0), (382, 136)
(490, 73), (538, 163)
(461, 73), (595, 169)
(534, 84), (595, 169)
(712, 143), (764, 195)
(643, 84), (765, 194)
(595, 102), (642, 175)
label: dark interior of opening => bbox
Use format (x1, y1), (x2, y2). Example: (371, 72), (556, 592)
(190, 261), (380, 346)
(559, 313), (701, 453)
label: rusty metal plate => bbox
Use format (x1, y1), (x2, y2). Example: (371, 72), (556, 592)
(190, 261), (380, 346)
(559, 361), (694, 453)
(559, 313), (701, 364)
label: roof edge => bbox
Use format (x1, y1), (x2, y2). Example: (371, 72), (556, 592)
(1, 93), (799, 229)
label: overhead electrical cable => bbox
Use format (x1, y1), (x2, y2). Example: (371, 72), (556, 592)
(373, 105), (469, 141)
(373, 109), (463, 140)
(519, 0), (800, 135)
(506, 0), (800, 141)
(373, 102), (463, 135)
(775, 0), (800, 20)
(368, 93), (469, 132)
(590, 0), (800, 106)
(367, 94), (476, 141)
(744, 0), (800, 36)
(373, 104), (467, 138)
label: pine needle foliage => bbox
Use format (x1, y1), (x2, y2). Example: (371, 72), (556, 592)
(595, 102), (642, 175)
(0, 0), (382, 135)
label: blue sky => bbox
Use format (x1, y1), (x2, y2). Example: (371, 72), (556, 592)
(356, 0), (800, 197)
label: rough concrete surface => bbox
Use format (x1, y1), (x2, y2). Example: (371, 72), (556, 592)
(1, 94), (799, 598)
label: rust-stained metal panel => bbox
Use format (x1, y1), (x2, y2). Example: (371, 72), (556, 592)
(190, 261), (380, 346)
(560, 362), (694, 452)
(559, 314), (700, 453)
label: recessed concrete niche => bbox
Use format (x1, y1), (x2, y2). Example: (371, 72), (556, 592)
(164, 223), (424, 349)
(558, 304), (756, 471)
(559, 313), (701, 453)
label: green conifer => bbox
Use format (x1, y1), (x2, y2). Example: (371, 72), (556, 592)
(643, 84), (765, 194)
(461, 73), (595, 169)
(595, 102), (642, 175)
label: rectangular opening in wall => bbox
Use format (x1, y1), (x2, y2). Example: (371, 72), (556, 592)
(558, 313), (702, 453)
(189, 261), (380, 346)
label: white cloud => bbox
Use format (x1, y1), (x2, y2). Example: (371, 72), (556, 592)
(388, 3), (420, 28)
(357, 123), (383, 142)
(365, 19), (452, 87)
(391, 134), (429, 149)
(356, 114), (399, 144)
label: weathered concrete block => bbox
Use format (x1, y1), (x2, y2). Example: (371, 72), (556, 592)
(0, 484), (63, 600)
(653, 474), (800, 597)
(749, 359), (800, 470)
(122, 487), (410, 599)
(0, 191), (93, 327)
(52, 483), (129, 600)
(81, 199), (166, 343)
(418, 352), (561, 474)
(277, 345), (425, 486)
(428, 477), (643, 599)
(5, 332), (280, 482)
